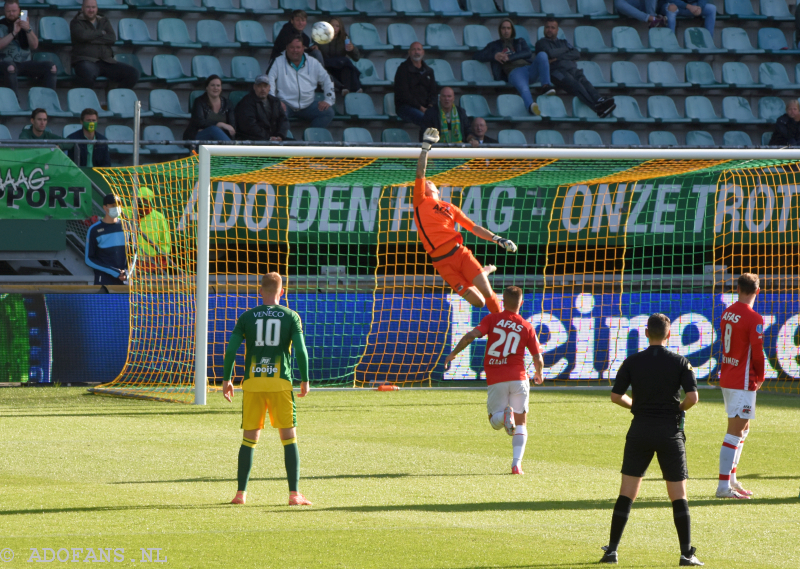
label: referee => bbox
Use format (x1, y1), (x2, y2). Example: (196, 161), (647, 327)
(599, 313), (703, 566)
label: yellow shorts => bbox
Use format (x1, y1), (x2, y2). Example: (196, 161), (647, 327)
(241, 390), (296, 430)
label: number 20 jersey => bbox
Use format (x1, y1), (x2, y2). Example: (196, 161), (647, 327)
(476, 311), (542, 385)
(719, 301), (765, 391)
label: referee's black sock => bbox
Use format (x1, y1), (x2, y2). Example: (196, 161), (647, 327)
(672, 498), (692, 557)
(607, 495), (633, 552)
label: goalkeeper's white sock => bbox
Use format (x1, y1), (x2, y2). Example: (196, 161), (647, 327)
(512, 425), (528, 468)
(489, 412), (504, 430)
(718, 434), (741, 490)
(730, 428), (748, 485)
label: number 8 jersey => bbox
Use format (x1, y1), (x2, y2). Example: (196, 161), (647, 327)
(476, 310), (542, 385)
(719, 301), (765, 391)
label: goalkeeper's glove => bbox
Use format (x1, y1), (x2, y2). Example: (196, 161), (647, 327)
(421, 128), (439, 151)
(492, 235), (517, 253)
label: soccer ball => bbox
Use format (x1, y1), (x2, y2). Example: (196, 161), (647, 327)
(311, 21), (335, 45)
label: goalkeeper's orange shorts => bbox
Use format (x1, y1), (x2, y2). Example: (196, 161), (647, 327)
(241, 390), (296, 430)
(432, 244), (483, 296)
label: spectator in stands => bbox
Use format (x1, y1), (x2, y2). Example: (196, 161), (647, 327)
(19, 108), (60, 140)
(268, 10), (323, 72)
(67, 108), (110, 167)
(535, 19), (616, 118)
(467, 117), (497, 146)
(70, 0), (138, 89)
(394, 42), (437, 127)
(473, 19), (554, 116)
(184, 75), (236, 142)
(85, 193), (127, 285)
(319, 17), (362, 97)
(419, 87), (470, 143)
(0, 0), (57, 96)
(657, 0), (715, 36)
(769, 99), (800, 146)
(614, 0), (665, 27)
(268, 37), (335, 129)
(235, 74), (289, 142)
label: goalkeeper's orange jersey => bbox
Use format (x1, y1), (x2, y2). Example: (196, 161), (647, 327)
(413, 178), (476, 256)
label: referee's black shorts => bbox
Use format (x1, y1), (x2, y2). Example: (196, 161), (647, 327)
(621, 422), (688, 482)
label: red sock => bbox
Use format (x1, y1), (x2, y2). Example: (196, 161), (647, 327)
(485, 293), (501, 314)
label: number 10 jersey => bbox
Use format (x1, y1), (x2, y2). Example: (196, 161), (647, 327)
(476, 310), (542, 385)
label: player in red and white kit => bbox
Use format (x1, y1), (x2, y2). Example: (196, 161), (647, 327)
(716, 273), (764, 499)
(445, 286), (544, 474)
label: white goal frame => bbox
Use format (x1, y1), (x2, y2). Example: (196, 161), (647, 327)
(194, 146), (800, 404)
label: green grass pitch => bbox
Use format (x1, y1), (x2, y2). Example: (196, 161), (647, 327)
(1, 387), (798, 568)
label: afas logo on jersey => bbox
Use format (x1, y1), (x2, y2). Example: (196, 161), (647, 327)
(496, 319), (523, 333)
(722, 312), (741, 323)
(431, 203), (452, 218)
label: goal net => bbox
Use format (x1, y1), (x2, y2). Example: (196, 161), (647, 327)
(88, 147), (800, 404)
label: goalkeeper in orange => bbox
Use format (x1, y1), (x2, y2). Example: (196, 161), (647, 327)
(414, 127), (517, 313)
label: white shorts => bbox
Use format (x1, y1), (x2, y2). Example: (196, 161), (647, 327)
(487, 380), (530, 417)
(722, 387), (757, 420)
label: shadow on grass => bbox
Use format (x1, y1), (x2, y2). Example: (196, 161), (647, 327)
(3, 409), (239, 418)
(110, 473), (509, 485)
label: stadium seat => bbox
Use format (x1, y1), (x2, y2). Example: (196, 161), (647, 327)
(686, 130), (716, 146)
(722, 96), (765, 123)
(648, 95), (689, 123)
(685, 61), (729, 88)
(192, 55), (230, 81)
(392, 0), (434, 17)
(188, 90), (203, 108)
(355, 59), (391, 86)
(62, 124), (82, 138)
(760, 0), (792, 21)
(460, 94), (499, 120)
(648, 61), (690, 88)
(722, 62), (766, 89)
(0, 124), (11, 139)
(317, 0), (359, 14)
(723, 131), (753, 146)
(463, 25), (493, 49)
(114, 53), (156, 82)
(497, 94), (540, 122)
(355, 0), (397, 16)
(304, 127), (334, 142)
(203, 0), (245, 12)
(426, 23), (468, 51)
(648, 28), (690, 54)
(118, 18), (163, 47)
(498, 129), (527, 144)
(760, 62), (800, 90)
(759, 96), (785, 122)
(649, 131), (678, 146)
(541, 0), (576, 16)
(231, 56), (262, 82)
(273, 21), (288, 42)
(197, 21), (241, 49)
(574, 96), (613, 122)
(762, 132), (773, 145)
(124, 0), (171, 10)
(158, 19), (201, 49)
(428, 59), (466, 86)
(162, 0), (205, 11)
(685, 95), (728, 123)
(384, 58), (404, 84)
(384, 93), (397, 118)
(106, 125), (149, 155)
(462, 60), (505, 87)
(350, 23), (392, 51)
(611, 95), (653, 122)
(343, 127), (374, 143)
(758, 28), (800, 55)
(143, 125), (189, 154)
(611, 129), (641, 145)
(684, 27), (724, 54)
(577, 61), (616, 88)
(344, 92), (389, 119)
(149, 89), (191, 118)
(152, 54), (198, 84)
(430, 0), (472, 16)
(538, 95), (577, 121)
(96, 0), (129, 11)
(38, 17), (71, 45)
(577, 0), (616, 19)
(611, 61), (654, 88)
(721, 28), (764, 54)
(574, 25), (616, 54)
(574, 129), (602, 145)
(516, 25), (534, 46)
(612, 26), (654, 53)
(236, 21), (272, 48)
(466, 0), (508, 17)
(32, 52), (72, 82)
(0, 87), (29, 116)
(107, 88), (154, 118)
(28, 87), (72, 117)
(388, 23), (425, 50)
(536, 129), (565, 144)
(724, 0), (764, 19)
(506, 0), (540, 18)
(240, 0), (283, 13)
(280, 0), (321, 13)
(229, 90), (248, 107)
(382, 128), (410, 142)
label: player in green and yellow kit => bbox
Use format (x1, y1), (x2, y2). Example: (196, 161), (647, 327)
(222, 272), (312, 506)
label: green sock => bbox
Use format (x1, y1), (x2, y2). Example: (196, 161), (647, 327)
(282, 438), (299, 493)
(237, 437), (257, 492)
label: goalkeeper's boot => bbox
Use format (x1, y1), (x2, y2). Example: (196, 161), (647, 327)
(679, 547), (704, 566)
(598, 546), (618, 564)
(511, 465), (524, 475)
(230, 491), (246, 505)
(730, 480), (753, 496)
(288, 492), (312, 506)
(715, 486), (750, 499)
(503, 405), (516, 436)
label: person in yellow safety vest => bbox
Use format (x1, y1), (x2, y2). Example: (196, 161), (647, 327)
(132, 186), (172, 273)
